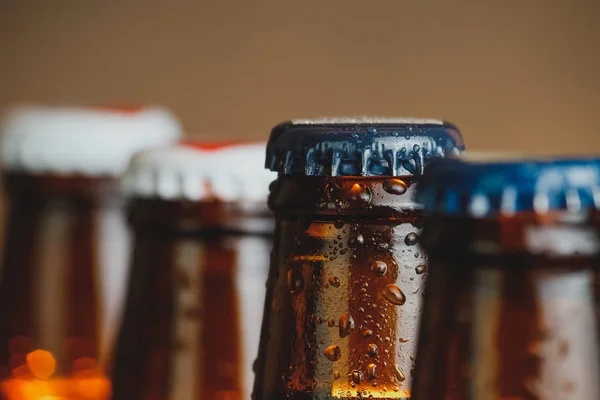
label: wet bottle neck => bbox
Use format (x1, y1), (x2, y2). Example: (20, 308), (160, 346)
(254, 175), (425, 400)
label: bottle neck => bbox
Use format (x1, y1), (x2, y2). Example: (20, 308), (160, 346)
(269, 175), (421, 221)
(4, 172), (121, 205)
(128, 198), (273, 236)
(413, 213), (600, 400)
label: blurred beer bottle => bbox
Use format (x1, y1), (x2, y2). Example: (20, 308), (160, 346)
(252, 117), (464, 400)
(111, 142), (275, 399)
(0, 104), (181, 399)
(413, 155), (600, 400)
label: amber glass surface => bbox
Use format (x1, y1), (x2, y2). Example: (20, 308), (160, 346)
(412, 214), (600, 400)
(0, 173), (121, 400)
(110, 199), (272, 400)
(253, 176), (427, 400)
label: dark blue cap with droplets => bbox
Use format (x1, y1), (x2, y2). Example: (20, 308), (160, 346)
(265, 117), (464, 176)
(417, 156), (600, 217)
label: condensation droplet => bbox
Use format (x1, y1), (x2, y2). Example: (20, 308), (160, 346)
(416, 264), (427, 274)
(348, 233), (365, 247)
(404, 232), (418, 246)
(380, 284), (406, 306)
(370, 261), (387, 276)
(334, 370), (340, 380)
(339, 313), (355, 338)
(352, 370), (364, 384)
(345, 183), (372, 205)
(324, 345), (342, 361)
(394, 364), (406, 382)
(399, 338), (409, 343)
(367, 364), (377, 380)
(287, 268), (304, 294)
(367, 344), (378, 357)
(328, 319), (336, 327)
(329, 276), (341, 287)
(383, 178), (408, 195)
(363, 329), (373, 338)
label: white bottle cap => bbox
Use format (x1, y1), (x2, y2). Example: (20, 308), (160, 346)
(0, 104), (183, 176)
(122, 142), (275, 202)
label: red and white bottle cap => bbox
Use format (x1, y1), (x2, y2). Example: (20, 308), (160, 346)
(0, 104), (183, 176)
(122, 142), (275, 202)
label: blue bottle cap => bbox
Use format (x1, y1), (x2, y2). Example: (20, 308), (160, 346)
(266, 117), (464, 176)
(417, 154), (600, 217)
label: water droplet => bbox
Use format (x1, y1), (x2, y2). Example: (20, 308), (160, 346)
(329, 276), (341, 287)
(380, 284), (406, 305)
(399, 338), (409, 343)
(392, 131), (399, 137)
(413, 144), (420, 153)
(394, 365), (406, 382)
(404, 232), (418, 246)
(370, 261), (387, 276)
(365, 363), (377, 381)
(339, 313), (355, 338)
(334, 370), (340, 380)
(287, 268), (304, 294)
(334, 220), (345, 229)
(383, 178), (408, 195)
(352, 370), (364, 384)
(344, 183), (372, 204)
(363, 329), (373, 338)
(348, 233), (364, 247)
(367, 126), (377, 134)
(324, 345), (342, 361)
(367, 344), (378, 357)
(328, 318), (336, 327)
(415, 264), (427, 274)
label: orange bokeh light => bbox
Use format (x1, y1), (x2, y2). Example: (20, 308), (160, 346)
(1, 349), (111, 400)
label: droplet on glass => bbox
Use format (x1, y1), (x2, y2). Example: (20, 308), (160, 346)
(363, 329), (373, 338)
(334, 370), (340, 380)
(367, 343), (378, 357)
(367, 363), (377, 380)
(394, 364), (406, 382)
(370, 261), (387, 276)
(383, 178), (408, 195)
(329, 276), (341, 287)
(287, 268), (304, 294)
(352, 370), (364, 384)
(348, 233), (365, 247)
(339, 313), (355, 338)
(380, 284), (406, 306)
(344, 183), (372, 205)
(323, 345), (342, 361)
(416, 264), (427, 275)
(404, 232), (418, 246)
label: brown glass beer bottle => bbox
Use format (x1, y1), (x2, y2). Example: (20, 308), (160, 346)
(252, 117), (464, 400)
(111, 142), (275, 400)
(0, 104), (181, 399)
(413, 155), (600, 400)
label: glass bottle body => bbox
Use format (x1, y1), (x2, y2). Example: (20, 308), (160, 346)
(412, 215), (600, 400)
(111, 199), (272, 400)
(0, 174), (126, 400)
(254, 176), (426, 400)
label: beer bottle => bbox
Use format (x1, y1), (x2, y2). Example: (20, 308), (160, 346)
(0, 104), (181, 399)
(111, 142), (275, 399)
(252, 117), (464, 400)
(413, 155), (600, 399)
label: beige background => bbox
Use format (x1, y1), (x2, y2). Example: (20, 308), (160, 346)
(0, 0), (599, 153)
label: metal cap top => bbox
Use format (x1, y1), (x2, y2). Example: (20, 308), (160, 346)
(266, 117), (464, 176)
(417, 153), (600, 217)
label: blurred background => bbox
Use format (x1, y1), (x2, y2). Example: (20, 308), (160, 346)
(0, 0), (598, 151)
